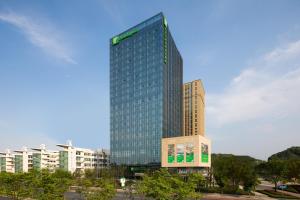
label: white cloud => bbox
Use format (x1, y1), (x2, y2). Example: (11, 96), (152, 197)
(0, 11), (76, 64)
(207, 39), (300, 125)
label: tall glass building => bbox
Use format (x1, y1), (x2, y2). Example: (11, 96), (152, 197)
(110, 13), (182, 165)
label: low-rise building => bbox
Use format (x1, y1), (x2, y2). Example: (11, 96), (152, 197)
(14, 147), (33, 173)
(57, 141), (110, 173)
(0, 141), (109, 174)
(0, 149), (15, 173)
(31, 144), (59, 172)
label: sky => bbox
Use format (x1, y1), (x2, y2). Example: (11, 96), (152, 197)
(0, 0), (300, 160)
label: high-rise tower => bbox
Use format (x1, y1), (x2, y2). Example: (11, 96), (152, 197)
(110, 13), (183, 165)
(183, 80), (205, 136)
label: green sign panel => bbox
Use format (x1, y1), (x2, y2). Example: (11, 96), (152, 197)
(177, 154), (184, 163)
(112, 28), (138, 45)
(201, 143), (209, 163)
(186, 153), (194, 162)
(168, 144), (175, 163)
(168, 155), (175, 163)
(202, 154), (209, 163)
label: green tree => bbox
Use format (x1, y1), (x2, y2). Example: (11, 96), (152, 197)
(0, 169), (73, 200)
(170, 174), (202, 200)
(284, 159), (300, 183)
(137, 169), (202, 200)
(187, 173), (205, 192)
(0, 172), (30, 199)
(241, 166), (258, 192)
(258, 160), (285, 192)
(212, 155), (258, 192)
(137, 169), (173, 200)
(84, 179), (116, 200)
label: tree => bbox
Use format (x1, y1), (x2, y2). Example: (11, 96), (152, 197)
(212, 155), (258, 192)
(137, 169), (202, 200)
(241, 166), (258, 192)
(82, 179), (116, 200)
(258, 160), (285, 192)
(187, 173), (205, 192)
(0, 169), (73, 200)
(170, 173), (202, 200)
(137, 169), (173, 200)
(0, 172), (30, 200)
(284, 159), (300, 183)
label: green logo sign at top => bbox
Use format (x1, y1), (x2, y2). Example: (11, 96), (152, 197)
(163, 17), (168, 64)
(112, 28), (139, 45)
(163, 17), (168, 27)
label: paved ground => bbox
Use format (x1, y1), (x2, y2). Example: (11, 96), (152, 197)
(0, 197), (10, 200)
(112, 192), (274, 200)
(203, 193), (273, 200)
(256, 180), (300, 198)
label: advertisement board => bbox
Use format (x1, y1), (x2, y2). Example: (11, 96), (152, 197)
(201, 143), (209, 163)
(186, 143), (194, 162)
(167, 144), (175, 163)
(176, 144), (185, 163)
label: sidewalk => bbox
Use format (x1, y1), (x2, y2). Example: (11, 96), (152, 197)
(203, 193), (274, 200)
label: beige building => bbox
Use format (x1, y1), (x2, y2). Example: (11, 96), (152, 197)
(183, 79), (205, 136)
(161, 135), (211, 168)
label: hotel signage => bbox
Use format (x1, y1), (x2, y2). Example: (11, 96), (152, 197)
(112, 28), (138, 45)
(163, 17), (168, 64)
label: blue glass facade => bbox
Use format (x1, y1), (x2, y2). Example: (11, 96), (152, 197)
(110, 13), (182, 165)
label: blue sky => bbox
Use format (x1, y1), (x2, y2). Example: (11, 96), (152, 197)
(0, 0), (300, 159)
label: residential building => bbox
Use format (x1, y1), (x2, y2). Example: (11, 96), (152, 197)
(31, 144), (59, 172)
(0, 142), (109, 174)
(0, 149), (15, 173)
(14, 147), (33, 173)
(183, 80), (205, 136)
(57, 141), (110, 173)
(110, 12), (183, 165)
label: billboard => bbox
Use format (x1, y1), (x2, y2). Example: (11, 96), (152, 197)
(201, 143), (209, 163)
(186, 143), (194, 163)
(161, 135), (211, 168)
(167, 144), (175, 163)
(176, 144), (185, 163)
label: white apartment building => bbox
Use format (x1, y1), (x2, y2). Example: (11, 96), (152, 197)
(14, 147), (33, 173)
(0, 141), (109, 174)
(31, 144), (59, 172)
(0, 149), (15, 173)
(57, 141), (110, 173)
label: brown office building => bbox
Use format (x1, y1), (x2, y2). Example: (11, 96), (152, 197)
(161, 79), (211, 169)
(183, 79), (205, 136)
